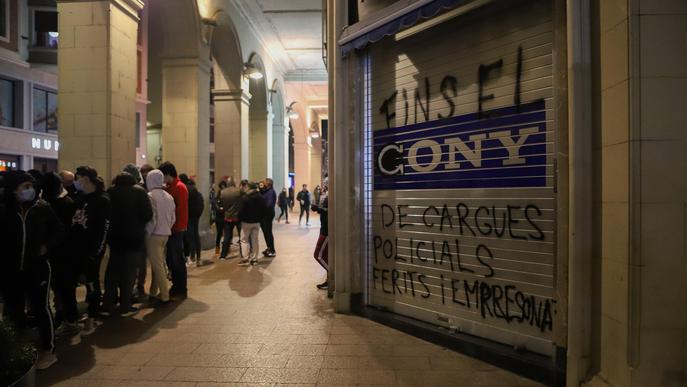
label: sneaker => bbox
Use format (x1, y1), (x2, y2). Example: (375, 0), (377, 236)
(306, 223), (311, 226)
(266, 250), (276, 258)
(250, 259), (258, 265)
(238, 259), (251, 266)
(120, 307), (139, 317)
(80, 318), (99, 336)
(285, 221), (290, 224)
(55, 321), (80, 337)
(36, 351), (57, 370)
(219, 256), (228, 261)
(261, 249), (270, 256)
(196, 260), (202, 267)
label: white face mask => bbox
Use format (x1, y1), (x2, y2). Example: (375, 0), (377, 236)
(18, 187), (36, 203)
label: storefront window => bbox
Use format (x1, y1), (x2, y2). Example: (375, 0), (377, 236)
(34, 157), (57, 173)
(0, 77), (14, 127)
(0, 154), (19, 172)
(33, 88), (58, 134)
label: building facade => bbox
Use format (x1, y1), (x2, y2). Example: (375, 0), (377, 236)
(326, 1), (687, 386)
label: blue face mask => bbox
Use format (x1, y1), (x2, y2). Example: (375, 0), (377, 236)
(73, 180), (84, 192)
(18, 187), (36, 203)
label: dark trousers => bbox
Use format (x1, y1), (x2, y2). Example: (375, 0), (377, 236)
(103, 249), (140, 312)
(260, 209), (275, 251)
(83, 255), (102, 318)
(299, 205), (310, 224)
(277, 205), (288, 222)
(54, 258), (79, 323)
(220, 220), (241, 258)
(166, 231), (187, 296)
(215, 218), (224, 248)
(2, 261), (55, 352)
(184, 217), (201, 260)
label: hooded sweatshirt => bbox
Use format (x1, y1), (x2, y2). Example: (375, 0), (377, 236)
(107, 172), (153, 252)
(146, 170), (176, 237)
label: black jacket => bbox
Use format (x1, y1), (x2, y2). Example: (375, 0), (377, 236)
(297, 190), (311, 206)
(278, 191), (289, 207)
(70, 190), (111, 260)
(0, 199), (64, 274)
(262, 186), (276, 212)
(239, 189), (265, 223)
(107, 174), (153, 252)
(188, 185), (205, 220)
(312, 197), (328, 236)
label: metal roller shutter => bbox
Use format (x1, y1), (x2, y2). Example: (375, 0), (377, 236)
(363, 0), (558, 356)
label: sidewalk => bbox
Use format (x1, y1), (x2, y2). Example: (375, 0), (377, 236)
(38, 215), (543, 386)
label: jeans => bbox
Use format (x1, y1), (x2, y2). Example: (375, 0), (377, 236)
(184, 217), (201, 260)
(147, 235), (170, 302)
(103, 249), (140, 312)
(136, 245), (147, 293)
(220, 220), (241, 258)
(240, 222), (260, 261)
(166, 231), (187, 296)
(260, 209), (275, 252)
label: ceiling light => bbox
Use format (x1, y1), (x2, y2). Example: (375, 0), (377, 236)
(243, 63), (263, 80)
(286, 101), (299, 120)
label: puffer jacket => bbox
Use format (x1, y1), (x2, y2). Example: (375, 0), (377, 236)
(238, 189), (265, 223)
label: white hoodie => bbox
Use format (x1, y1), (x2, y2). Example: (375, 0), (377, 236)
(146, 169), (176, 236)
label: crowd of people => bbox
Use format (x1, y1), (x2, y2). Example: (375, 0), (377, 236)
(0, 162), (329, 371)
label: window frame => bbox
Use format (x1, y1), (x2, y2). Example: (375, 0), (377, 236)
(0, 0), (9, 43)
(30, 6), (59, 49)
(32, 86), (58, 134)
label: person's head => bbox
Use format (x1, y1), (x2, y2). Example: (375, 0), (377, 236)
(218, 180), (228, 190)
(59, 170), (75, 188)
(145, 169), (165, 191)
(240, 179), (249, 192)
(258, 181), (265, 190)
(302, 184), (307, 191)
(247, 181), (258, 191)
(41, 172), (63, 200)
(178, 173), (190, 186)
(6, 171), (37, 205)
(122, 163), (142, 184)
(227, 177), (236, 188)
(113, 172), (137, 187)
(282, 188), (287, 193)
(75, 166), (103, 194)
(158, 161), (178, 184)
(140, 164), (154, 181)
(264, 178), (273, 189)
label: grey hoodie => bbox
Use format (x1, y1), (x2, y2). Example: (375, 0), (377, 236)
(146, 169), (176, 236)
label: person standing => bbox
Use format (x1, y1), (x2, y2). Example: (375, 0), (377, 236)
(238, 182), (265, 266)
(102, 172), (153, 317)
(313, 185), (321, 206)
(297, 184), (311, 226)
(0, 171), (64, 370)
(260, 178), (277, 258)
(135, 163), (154, 297)
(288, 186), (295, 211)
(219, 178), (242, 260)
(145, 169), (175, 304)
(159, 162), (189, 300)
(212, 180), (227, 258)
(311, 195), (329, 289)
(41, 173), (78, 336)
(181, 176), (204, 266)
(70, 166), (111, 335)
(277, 188), (289, 224)
(59, 170), (80, 200)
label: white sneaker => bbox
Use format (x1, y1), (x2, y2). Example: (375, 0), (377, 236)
(36, 351), (57, 370)
(80, 317), (99, 336)
(55, 321), (80, 337)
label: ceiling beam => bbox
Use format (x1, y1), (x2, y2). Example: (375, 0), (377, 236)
(284, 69), (328, 82)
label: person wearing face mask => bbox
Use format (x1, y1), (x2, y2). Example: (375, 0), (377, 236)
(59, 170), (80, 200)
(68, 166), (111, 335)
(0, 171), (64, 370)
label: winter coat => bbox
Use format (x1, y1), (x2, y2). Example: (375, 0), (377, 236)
(221, 186), (242, 220)
(297, 190), (311, 206)
(262, 186), (276, 212)
(239, 189), (265, 223)
(278, 192), (289, 207)
(312, 196), (328, 236)
(107, 173), (153, 252)
(0, 199), (64, 274)
(146, 170), (176, 237)
(187, 184), (204, 220)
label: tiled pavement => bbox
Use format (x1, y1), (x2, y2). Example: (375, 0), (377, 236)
(38, 213), (544, 387)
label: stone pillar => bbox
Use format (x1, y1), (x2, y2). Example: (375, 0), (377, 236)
(213, 88), (251, 181)
(310, 138), (323, 188)
(271, 121), (289, 191)
(294, 141), (312, 190)
(57, 0), (144, 183)
(160, 56), (211, 212)
(248, 109), (268, 181)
